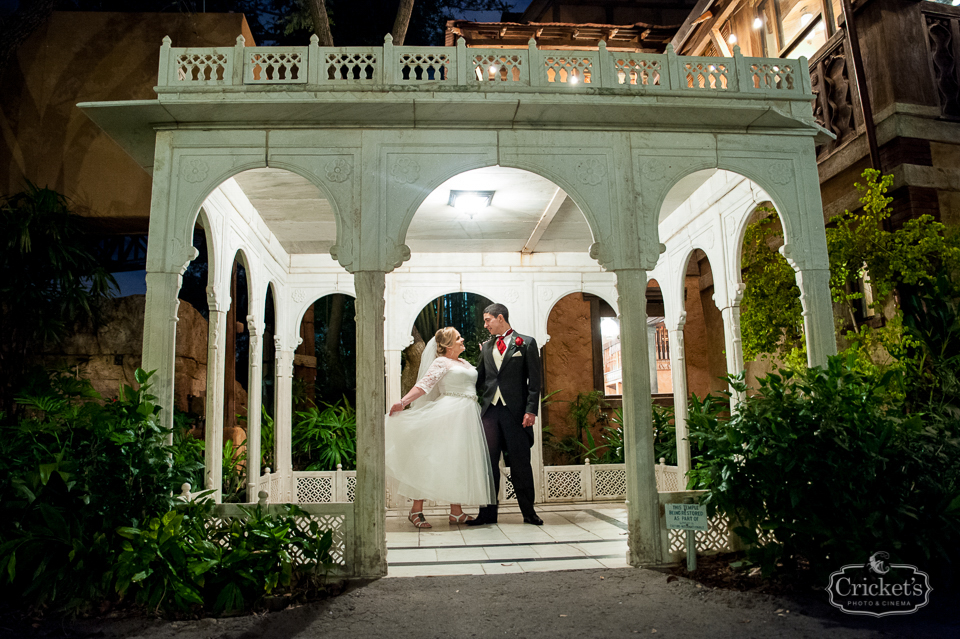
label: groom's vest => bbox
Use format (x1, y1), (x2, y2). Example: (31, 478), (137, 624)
(491, 342), (507, 406)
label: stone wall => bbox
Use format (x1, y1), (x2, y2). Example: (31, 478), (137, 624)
(47, 294), (247, 415)
(541, 293), (614, 464)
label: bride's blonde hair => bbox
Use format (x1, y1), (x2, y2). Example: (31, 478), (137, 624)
(435, 327), (459, 356)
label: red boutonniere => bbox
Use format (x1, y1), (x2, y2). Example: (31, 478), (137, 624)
(515, 336), (523, 347)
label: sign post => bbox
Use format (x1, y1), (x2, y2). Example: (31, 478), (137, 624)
(665, 499), (708, 571)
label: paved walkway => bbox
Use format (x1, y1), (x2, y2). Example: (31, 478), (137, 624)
(386, 502), (630, 577)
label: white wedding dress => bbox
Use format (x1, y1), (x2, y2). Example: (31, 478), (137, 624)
(384, 356), (496, 505)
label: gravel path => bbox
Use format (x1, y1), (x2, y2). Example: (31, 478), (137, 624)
(14, 566), (955, 639)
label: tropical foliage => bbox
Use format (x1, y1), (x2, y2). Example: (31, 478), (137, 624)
(687, 293), (960, 585)
(0, 369), (335, 616)
(0, 183), (116, 415)
(739, 208), (804, 361)
(293, 397), (357, 471)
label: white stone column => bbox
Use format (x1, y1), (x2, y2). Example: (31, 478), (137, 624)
(143, 271), (185, 441)
(720, 304), (745, 406)
(385, 349), (402, 411)
(667, 313), (691, 481)
(354, 271), (387, 578)
(274, 336), (296, 501)
(245, 315), (263, 500)
(204, 287), (229, 503)
(647, 324), (659, 393)
(795, 268), (837, 368)
(615, 268), (663, 567)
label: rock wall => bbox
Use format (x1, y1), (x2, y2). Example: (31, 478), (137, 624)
(47, 294), (247, 415)
(542, 294), (596, 456)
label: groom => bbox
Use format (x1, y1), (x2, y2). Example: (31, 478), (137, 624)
(468, 303), (543, 526)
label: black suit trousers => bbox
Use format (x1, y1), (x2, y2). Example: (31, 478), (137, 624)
(478, 403), (537, 520)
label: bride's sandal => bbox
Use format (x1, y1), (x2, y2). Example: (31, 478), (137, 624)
(408, 511), (432, 529)
(449, 512), (474, 524)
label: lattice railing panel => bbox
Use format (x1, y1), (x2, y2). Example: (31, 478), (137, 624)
(346, 475), (357, 502)
(546, 469), (585, 499)
(668, 513), (732, 554)
(593, 468), (627, 498)
(175, 52), (230, 84)
(504, 472), (517, 500)
(326, 52), (378, 81)
(246, 49), (306, 83)
(399, 52), (450, 81)
(615, 58), (662, 86)
(291, 513), (347, 566)
(684, 60), (730, 90)
(750, 62), (796, 91)
(473, 54), (525, 83)
(543, 55), (593, 84)
(297, 476), (333, 503)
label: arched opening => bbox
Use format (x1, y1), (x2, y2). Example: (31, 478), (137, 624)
(171, 221), (210, 493)
(541, 292), (618, 466)
(222, 253), (250, 502)
(292, 293), (358, 472)
(384, 165), (631, 575)
(400, 291), (493, 398)
(682, 249), (727, 397)
(738, 201), (805, 384)
(261, 283), (277, 473)
(645, 278), (671, 397)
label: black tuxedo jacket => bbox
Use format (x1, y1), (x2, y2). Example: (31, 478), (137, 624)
(475, 331), (542, 428)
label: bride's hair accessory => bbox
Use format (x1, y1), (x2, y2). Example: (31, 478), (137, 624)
(435, 326), (459, 356)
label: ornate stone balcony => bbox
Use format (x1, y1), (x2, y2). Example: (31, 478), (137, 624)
(157, 34), (812, 99)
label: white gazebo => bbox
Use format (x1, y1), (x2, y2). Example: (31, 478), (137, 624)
(82, 35), (835, 578)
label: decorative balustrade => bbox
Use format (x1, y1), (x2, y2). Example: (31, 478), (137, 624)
(247, 460), (682, 506)
(156, 34), (812, 99)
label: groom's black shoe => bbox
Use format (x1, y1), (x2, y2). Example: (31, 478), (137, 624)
(523, 515), (543, 526)
(467, 505), (497, 526)
(466, 515), (496, 527)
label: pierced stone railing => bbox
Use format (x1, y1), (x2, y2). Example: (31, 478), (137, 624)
(156, 34), (812, 99)
(250, 459), (680, 507)
(659, 490), (741, 562)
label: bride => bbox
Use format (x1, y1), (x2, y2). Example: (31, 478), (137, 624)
(385, 327), (496, 528)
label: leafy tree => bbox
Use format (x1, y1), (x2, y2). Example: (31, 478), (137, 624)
(827, 169), (960, 371)
(0, 183), (116, 416)
(739, 207), (804, 361)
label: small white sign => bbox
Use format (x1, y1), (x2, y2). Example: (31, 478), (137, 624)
(666, 503), (708, 531)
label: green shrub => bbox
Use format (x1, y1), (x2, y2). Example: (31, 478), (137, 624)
(115, 501), (334, 615)
(0, 369), (182, 609)
(688, 360), (960, 585)
(0, 369), (339, 615)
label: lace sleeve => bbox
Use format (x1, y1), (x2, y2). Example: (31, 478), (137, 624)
(414, 357), (450, 394)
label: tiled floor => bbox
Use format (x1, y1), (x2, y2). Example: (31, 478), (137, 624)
(386, 502), (630, 577)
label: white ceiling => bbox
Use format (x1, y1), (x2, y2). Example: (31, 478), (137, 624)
(231, 166), (597, 255)
(406, 166), (592, 254)
(230, 165), (711, 256)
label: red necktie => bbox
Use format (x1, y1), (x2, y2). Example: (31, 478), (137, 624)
(496, 330), (513, 355)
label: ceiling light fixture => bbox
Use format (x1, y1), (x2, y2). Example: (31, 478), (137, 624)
(753, 17), (763, 29)
(727, 33), (738, 44)
(449, 190), (495, 218)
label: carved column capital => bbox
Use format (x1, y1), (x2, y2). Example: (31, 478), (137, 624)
(206, 285), (230, 313)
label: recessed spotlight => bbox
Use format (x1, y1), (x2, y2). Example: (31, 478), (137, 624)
(449, 190), (495, 218)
